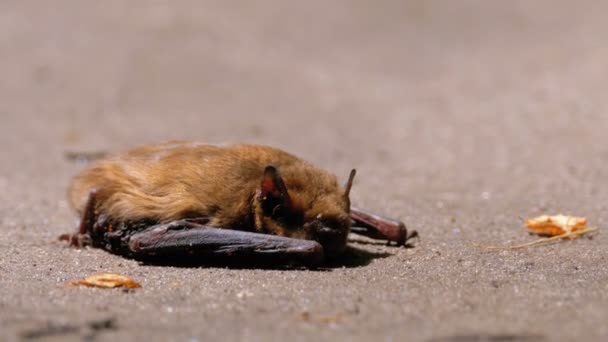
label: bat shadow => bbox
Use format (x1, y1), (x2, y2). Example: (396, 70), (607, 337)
(136, 244), (395, 271)
(320, 245), (393, 269)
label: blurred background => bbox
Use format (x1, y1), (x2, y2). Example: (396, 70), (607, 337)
(1, 1), (608, 340)
(2, 0), (607, 224)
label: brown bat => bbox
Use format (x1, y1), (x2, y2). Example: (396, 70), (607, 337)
(60, 141), (417, 266)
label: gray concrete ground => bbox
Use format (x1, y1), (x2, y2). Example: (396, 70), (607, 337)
(1, 1), (608, 341)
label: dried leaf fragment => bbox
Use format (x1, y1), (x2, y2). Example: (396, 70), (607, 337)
(67, 273), (141, 289)
(474, 214), (598, 250)
(526, 214), (587, 237)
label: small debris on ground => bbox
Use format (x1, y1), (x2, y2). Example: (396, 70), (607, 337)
(64, 150), (108, 162)
(236, 290), (254, 299)
(475, 214), (598, 250)
(66, 273), (141, 289)
(298, 311), (344, 324)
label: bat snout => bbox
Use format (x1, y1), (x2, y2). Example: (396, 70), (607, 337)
(313, 224), (348, 258)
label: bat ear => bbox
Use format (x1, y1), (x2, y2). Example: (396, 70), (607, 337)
(261, 165), (290, 205)
(344, 169), (356, 199)
(343, 169), (356, 211)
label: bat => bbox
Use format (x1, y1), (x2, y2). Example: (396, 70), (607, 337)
(60, 141), (417, 266)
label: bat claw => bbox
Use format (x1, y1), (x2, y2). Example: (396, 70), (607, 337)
(402, 230), (419, 248)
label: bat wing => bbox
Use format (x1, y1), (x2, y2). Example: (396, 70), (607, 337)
(127, 219), (324, 267)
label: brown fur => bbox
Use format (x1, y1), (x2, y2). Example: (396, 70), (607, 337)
(69, 141), (351, 240)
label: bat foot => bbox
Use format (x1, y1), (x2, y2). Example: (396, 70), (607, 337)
(59, 189), (97, 248)
(59, 232), (92, 248)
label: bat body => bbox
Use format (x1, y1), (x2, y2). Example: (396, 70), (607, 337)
(62, 141), (416, 266)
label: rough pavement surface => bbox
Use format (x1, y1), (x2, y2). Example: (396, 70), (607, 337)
(1, 1), (607, 341)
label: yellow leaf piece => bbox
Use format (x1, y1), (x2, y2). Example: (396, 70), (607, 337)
(474, 214), (598, 250)
(526, 215), (587, 237)
(68, 273), (141, 289)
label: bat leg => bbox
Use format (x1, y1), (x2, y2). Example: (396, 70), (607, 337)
(350, 207), (418, 246)
(126, 219), (325, 266)
(59, 189), (97, 247)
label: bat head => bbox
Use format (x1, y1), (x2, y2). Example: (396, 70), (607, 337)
(254, 165), (356, 258)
